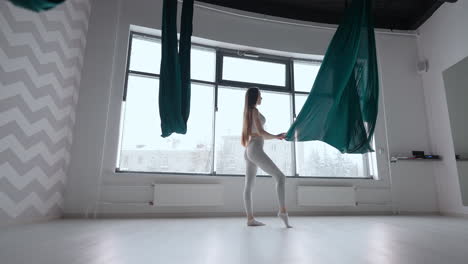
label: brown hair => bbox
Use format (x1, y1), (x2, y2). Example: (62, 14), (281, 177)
(241, 87), (260, 147)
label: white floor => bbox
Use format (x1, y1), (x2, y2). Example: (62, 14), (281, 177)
(1, 216), (467, 264)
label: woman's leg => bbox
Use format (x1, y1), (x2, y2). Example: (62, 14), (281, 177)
(244, 150), (265, 226)
(246, 144), (286, 212)
(244, 150), (257, 219)
(246, 139), (292, 227)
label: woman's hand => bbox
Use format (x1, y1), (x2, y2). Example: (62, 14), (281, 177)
(276, 133), (286, 140)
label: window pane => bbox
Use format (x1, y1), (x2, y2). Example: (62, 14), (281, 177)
(191, 46), (216, 82)
(129, 36), (161, 74)
(294, 94), (366, 177)
(222, 57), (286, 87)
(368, 138), (379, 179)
(294, 94), (308, 116)
(129, 36), (215, 81)
(294, 60), (321, 92)
(215, 87), (292, 176)
(295, 141), (366, 177)
(214, 87), (246, 175)
(258, 90), (293, 176)
(119, 75), (214, 173)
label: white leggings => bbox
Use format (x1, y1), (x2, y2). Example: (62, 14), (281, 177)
(244, 137), (286, 217)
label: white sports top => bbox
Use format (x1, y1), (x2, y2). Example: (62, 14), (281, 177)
(251, 111), (266, 134)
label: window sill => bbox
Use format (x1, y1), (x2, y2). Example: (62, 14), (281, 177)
(114, 169), (374, 180)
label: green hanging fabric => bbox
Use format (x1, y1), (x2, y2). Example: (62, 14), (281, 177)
(285, 0), (379, 154)
(8, 0), (65, 12)
(159, 0), (194, 137)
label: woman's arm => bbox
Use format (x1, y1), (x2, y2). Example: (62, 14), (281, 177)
(252, 109), (282, 140)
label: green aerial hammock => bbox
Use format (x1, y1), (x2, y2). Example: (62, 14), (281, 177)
(159, 0), (194, 137)
(285, 0), (379, 154)
(159, 0), (379, 151)
(8, 0), (65, 12)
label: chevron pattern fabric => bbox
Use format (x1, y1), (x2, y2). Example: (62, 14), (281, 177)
(0, 0), (91, 223)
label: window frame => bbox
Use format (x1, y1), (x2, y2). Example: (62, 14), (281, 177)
(217, 49), (291, 92)
(116, 31), (376, 180)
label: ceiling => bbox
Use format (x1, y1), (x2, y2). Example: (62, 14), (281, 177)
(196, 0), (457, 30)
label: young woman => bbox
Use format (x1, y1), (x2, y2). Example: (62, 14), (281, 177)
(241, 87), (292, 228)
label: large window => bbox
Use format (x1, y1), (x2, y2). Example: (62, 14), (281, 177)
(117, 32), (377, 178)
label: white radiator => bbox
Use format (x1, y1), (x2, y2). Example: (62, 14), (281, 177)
(153, 184), (224, 206)
(297, 186), (356, 206)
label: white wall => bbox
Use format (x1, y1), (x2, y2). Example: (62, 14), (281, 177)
(418, 0), (468, 215)
(64, 0), (120, 216)
(65, 0), (439, 217)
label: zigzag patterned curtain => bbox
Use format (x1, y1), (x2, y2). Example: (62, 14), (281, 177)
(285, 0), (379, 154)
(8, 0), (65, 12)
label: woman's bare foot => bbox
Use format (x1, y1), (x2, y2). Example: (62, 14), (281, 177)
(278, 212), (292, 228)
(247, 218), (266, 226)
